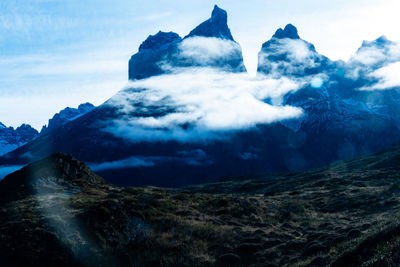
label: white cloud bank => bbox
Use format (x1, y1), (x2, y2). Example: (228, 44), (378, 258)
(362, 62), (400, 90)
(177, 37), (242, 66)
(102, 67), (303, 143)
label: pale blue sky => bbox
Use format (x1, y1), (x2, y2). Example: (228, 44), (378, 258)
(1, 0), (399, 129)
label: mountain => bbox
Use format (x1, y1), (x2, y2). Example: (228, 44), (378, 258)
(40, 103), (95, 134)
(257, 24), (400, 161)
(257, 24), (333, 77)
(128, 31), (182, 80)
(2, 146), (400, 266)
(0, 103), (95, 157)
(0, 123), (38, 156)
(186, 5), (234, 40)
(1, 7), (400, 188)
(128, 5), (246, 80)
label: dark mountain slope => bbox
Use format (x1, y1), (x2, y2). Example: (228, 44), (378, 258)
(2, 146), (400, 266)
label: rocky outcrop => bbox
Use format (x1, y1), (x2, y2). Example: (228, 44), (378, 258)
(128, 31), (182, 80)
(185, 5), (234, 40)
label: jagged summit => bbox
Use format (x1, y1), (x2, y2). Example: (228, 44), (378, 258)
(185, 5), (234, 40)
(0, 122), (38, 156)
(273, 24), (300, 39)
(139, 31), (181, 52)
(40, 102), (95, 134)
(129, 5), (245, 80)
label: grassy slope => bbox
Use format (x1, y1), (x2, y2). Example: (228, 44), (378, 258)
(1, 147), (400, 266)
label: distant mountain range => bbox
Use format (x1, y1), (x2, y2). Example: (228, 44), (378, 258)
(40, 103), (95, 135)
(0, 123), (38, 156)
(0, 103), (94, 156)
(1, 5), (400, 187)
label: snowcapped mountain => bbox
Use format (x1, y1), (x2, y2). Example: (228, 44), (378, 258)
(1, 6), (400, 187)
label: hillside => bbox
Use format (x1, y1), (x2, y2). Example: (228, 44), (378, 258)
(1, 146), (400, 266)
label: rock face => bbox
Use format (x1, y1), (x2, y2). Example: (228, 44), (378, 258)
(0, 123), (38, 156)
(128, 31), (182, 80)
(128, 5), (246, 80)
(273, 24), (300, 39)
(41, 103), (95, 134)
(185, 5), (234, 40)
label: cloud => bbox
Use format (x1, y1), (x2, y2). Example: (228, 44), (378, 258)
(350, 45), (388, 66)
(349, 39), (400, 67)
(176, 37), (242, 66)
(346, 38), (400, 90)
(360, 62), (400, 90)
(258, 38), (322, 77)
(102, 67), (303, 143)
(89, 149), (211, 171)
(90, 157), (155, 171)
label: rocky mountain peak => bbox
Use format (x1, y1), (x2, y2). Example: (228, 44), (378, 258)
(139, 31), (181, 52)
(273, 24), (300, 39)
(185, 5), (234, 41)
(359, 35), (393, 50)
(41, 103), (95, 134)
(211, 5), (228, 24)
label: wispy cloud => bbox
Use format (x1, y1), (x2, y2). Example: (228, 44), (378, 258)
(345, 37), (400, 90)
(101, 67), (303, 143)
(361, 62), (400, 90)
(89, 149), (211, 171)
(258, 38), (323, 77)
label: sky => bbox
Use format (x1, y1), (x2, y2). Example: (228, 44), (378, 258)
(1, 0), (400, 129)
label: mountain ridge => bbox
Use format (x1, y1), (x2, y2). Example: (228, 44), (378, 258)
(1, 6), (400, 188)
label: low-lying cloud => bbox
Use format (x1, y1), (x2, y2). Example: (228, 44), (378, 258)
(177, 37), (242, 65)
(360, 62), (400, 91)
(258, 38), (323, 77)
(90, 149), (212, 171)
(346, 37), (400, 91)
(102, 67), (303, 143)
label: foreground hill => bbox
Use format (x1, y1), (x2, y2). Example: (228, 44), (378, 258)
(2, 146), (400, 266)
